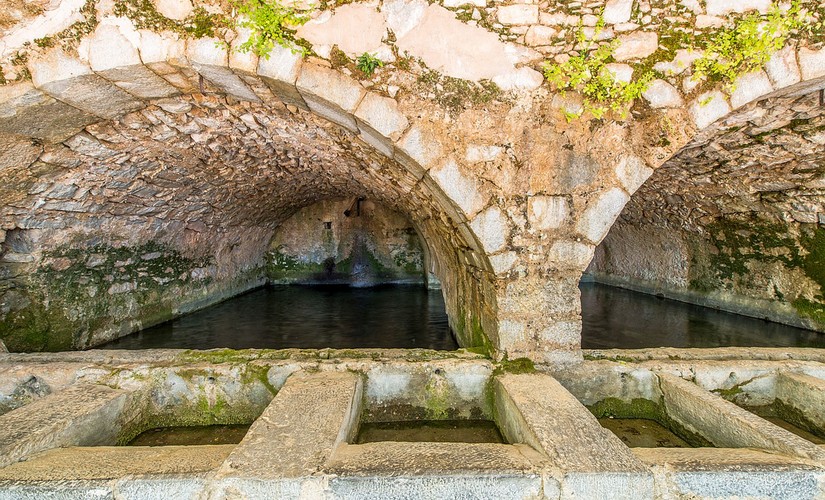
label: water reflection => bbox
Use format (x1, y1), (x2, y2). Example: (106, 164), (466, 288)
(581, 282), (825, 349)
(100, 285), (457, 350)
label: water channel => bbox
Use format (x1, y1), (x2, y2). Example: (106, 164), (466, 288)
(99, 283), (825, 350)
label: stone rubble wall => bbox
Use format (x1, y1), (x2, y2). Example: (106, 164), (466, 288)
(0, 0), (823, 361)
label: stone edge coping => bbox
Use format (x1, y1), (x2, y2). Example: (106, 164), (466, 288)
(584, 347), (825, 363)
(633, 447), (825, 470)
(0, 445), (236, 481)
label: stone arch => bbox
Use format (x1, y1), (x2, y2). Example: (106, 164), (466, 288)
(583, 58), (825, 338)
(0, 27), (504, 354)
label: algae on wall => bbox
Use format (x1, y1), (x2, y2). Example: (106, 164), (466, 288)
(0, 237), (257, 352)
(266, 198), (426, 286)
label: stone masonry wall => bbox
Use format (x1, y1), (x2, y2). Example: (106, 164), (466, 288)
(0, 0), (824, 362)
(267, 198), (426, 286)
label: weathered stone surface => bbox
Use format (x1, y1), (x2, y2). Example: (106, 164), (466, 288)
(730, 71), (773, 109)
(689, 91), (730, 129)
(547, 240), (594, 269)
(430, 159), (487, 217)
(152, 0), (193, 21)
(799, 47), (825, 80)
(602, 0), (634, 24)
(0, 445), (231, 480)
(298, 5), (386, 57)
(527, 195), (568, 231)
(354, 92), (409, 154)
(186, 38), (260, 102)
(29, 48), (143, 119)
(614, 156), (652, 194)
(613, 32), (658, 61)
(396, 4), (516, 81)
(495, 373), (652, 499)
(256, 44), (306, 108)
(497, 5), (539, 25)
(775, 372), (825, 434)
(765, 46), (802, 88)
(216, 371), (361, 482)
(576, 188), (630, 243)
(0, 384), (131, 467)
(470, 206), (508, 254)
(659, 373), (825, 461)
(0, 83), (97, 142)
(705, 0), (770, 16)
(524, 25), (558, 46)
(642, 79), (683, 108)
(296, 64), (365, 132)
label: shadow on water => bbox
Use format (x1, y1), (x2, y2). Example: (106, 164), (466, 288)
(99, 285), (458, 351)
(581, 282), (825, 349)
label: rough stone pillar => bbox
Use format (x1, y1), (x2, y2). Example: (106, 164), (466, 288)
(495, 272), (583, 366)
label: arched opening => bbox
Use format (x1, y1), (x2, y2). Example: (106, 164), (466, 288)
(583, 81), (825, 349)
(0, 88), (497, 353)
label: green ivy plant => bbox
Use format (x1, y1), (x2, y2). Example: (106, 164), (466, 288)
(692, 0), (809, 89)
(356, 52), (384, 76)
(542, 17), (653, 120)
(232, 0), (311, 58)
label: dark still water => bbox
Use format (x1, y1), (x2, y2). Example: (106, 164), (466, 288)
(100, 285), (457, 350)
(581, 282), (825, 349)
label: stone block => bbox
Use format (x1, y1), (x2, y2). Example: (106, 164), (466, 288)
(730, 70), (773, 109)
(602, 0), (634, 24)
(0, 83), (97, 142)
(575, 188), (630, 244)
(689, 91), (731, 129)
(228, 24), (259, 75)
(215, 372), (362, 483)
(152, 0), (193, 21)
(186, 38), (260, 102)
(489, 251), (518, 274)
(297, 4), (386, 57)
(776, 372), (825, 433)
(354, 93), (410, 156)
(87, 23), (179, 99)
(765, 46), (801, 89)
(799, 46), (825, 81)
(465, 144), (503, 163)
(614, 155), (653, 194)
(492, 67), (544, 91)
(527, 195), (568, 231)
(29, 48), (144, 119)
(495, 374), (653, 498)
(395, 126), (443, 176)
(497, 5), (539, 25)
(705, 0), (771, 16)
(469, 206), (509, 254)
(524, 26), (559, 46)
(296, 64), (365, 132)
(659, 373), (825, 461)
(642, 79), (683, 108)
(256, 44), (306, 109)
(613, 32), (658, 61)
(0, 384), (131, 468)
(547, 240), (595, 270)
(430, 159), (488, 218)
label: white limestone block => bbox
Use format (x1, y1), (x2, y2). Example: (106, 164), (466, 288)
(705, 0), (770, 16)
(382, 0), (428, 39)
(642, 79), (683, 108)
(602, 0), (634, 24)
(548, 240), (595, 269)
(297, 4), (386, 57)
(576, 188), (630, 243)
(799, 46), (825, 81)
(396, 125), (444, 171)
(497, 5), (539, 25)
(528, 196), (568, 231)
(29, 47), (93, 87)
(489, 251), (518, 274)
(604, 63), (634, 83)
(469, 205), (509, 254)
(730, 70), (773, 109)
(492, 67), (543, 91)
(613, 32), (658, 61)
(229, 23), (258, 75)
(431, 158), (487, 217)
(152, 0), (193, 21)
(765, 46), (801, 89)
(690, 91), (731, 129)
(465, 145), (503, 163)
(524, 25), (559, 46)
(355, 93), (409, 140)
(614, 155), (652, 194)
